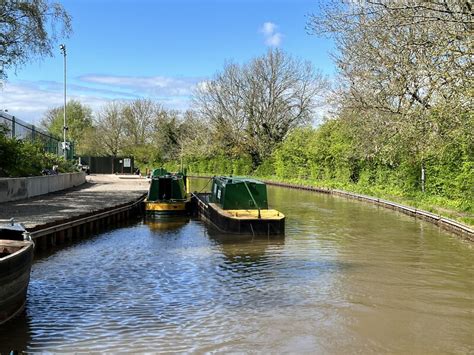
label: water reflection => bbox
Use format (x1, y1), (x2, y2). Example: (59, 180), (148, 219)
(144, 216), (190, 232)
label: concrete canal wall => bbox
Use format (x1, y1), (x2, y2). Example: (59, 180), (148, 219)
(0, 172), (86, 203)
(0, 175), (149, 251)
(265, 181), (474, 242)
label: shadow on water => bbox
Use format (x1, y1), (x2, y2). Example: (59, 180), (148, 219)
(32, 216), (143, 262)
(0, 312), (30, 354)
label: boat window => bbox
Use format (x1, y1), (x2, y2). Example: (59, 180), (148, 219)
(217, 188), (221, 200)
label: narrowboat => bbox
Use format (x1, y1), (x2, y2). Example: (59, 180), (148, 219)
(144, 168), (191, 216)
(192, 176), (285, 236)
(0, 220), (34, 325)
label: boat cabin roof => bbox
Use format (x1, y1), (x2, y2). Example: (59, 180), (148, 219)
(151, 168), (186, 179)
(213, 176), (265, 186)
(211, 176), (268, 210)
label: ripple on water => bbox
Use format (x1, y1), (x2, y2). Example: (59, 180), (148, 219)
(0, 182), (472, 353)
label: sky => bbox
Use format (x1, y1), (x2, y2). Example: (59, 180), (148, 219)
(0, 0), (335, 124)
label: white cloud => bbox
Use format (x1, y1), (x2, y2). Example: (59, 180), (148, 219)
(79, 74), (201, 97)
(261, 22), (277, 36)
(266, 33), (282, 46)
(196, 80), (211, 92)
(0, 74), (205, 123)
(260, 21), (283, 47)
(0, 81), (110, 123)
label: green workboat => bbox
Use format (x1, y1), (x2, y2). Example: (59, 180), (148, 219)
(144, 168), (191, 216)
(192, 176), (285, 235)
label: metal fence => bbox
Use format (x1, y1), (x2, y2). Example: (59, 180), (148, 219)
(0, 111), (74, 158)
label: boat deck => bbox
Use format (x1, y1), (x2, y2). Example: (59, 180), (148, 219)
(209, 203), (284, 220)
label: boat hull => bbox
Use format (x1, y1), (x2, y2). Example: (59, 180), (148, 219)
(0, 240), (34, 325)
(193, 193), (285, 236)
(144, 200), (190, 216)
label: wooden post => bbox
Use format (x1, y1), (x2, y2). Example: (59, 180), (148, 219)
(49, 233), (56, 247)
(57, 230), (65, 245)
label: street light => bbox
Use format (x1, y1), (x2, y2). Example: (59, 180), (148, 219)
(59, 44), (67, 159)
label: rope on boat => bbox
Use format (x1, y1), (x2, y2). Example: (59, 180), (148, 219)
(196, 177), (213, 194)
(243, 181), (261, 219)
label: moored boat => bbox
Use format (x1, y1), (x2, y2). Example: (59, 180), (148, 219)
(144, 168), (191, 216)
(0, 220), (34, 325)
(192, 176), (285, 236)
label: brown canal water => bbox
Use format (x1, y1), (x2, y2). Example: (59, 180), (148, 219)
(0, 179), (472, 353)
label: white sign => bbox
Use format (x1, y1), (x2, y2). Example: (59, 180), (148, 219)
(123, 158), (131, 168)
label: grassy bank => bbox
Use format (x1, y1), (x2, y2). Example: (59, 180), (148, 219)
(258, 176), (474, 227)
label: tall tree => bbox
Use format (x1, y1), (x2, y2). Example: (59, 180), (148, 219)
(194, 49), (327, 167)
(41, 100), (93, 154)
(122, 98), (159, 146)
(177, 110), (213, 160)
(151, 109), (181, 161)
(0, 0), (72, 82)
(308, 0), (473, 190)
(94, 101), (126, 157)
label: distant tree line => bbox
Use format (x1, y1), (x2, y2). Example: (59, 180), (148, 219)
(42, 49), (326, 171)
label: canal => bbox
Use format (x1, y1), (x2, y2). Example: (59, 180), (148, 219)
(0, 179), (472, 353)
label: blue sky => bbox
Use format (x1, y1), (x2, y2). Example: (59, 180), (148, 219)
(1, 0), (335, 123)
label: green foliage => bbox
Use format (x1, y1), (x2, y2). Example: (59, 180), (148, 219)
(174, 111), (472, 224)
(0, 134), (75, 177)
(1, 0), (72, 81)
(273, 127), (314, 179)
(41, 100), (93, 154)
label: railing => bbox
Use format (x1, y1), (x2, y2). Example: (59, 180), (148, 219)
(0, 111), (74, 158)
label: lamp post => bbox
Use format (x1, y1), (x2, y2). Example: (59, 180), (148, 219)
(59, 44), (67, 160)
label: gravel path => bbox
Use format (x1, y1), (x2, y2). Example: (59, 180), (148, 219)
(0, 175), (149, 230)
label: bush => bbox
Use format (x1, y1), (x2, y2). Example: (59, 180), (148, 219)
(0, 134), (75, 177)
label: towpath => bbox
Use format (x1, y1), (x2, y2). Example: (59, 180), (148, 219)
(0, 175), (149, 230)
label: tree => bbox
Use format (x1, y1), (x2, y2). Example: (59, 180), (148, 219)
(308, 0), (473, 191)
(122, 98), (158, 146)
(41, 100), (93, 154)
(94, 101), (126, 157)
(150, 109), (181, 162)
(1, 0), (72, 82)
(120, 99), (168, 167)
(177, 110), (213, 160)
(194, 49), (327, 168)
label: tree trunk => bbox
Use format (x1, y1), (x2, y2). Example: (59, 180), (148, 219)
(421, 161), (425, 193)
(249, 150), (262, 170)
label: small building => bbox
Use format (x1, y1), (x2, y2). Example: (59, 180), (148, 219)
(79, 156), (134, 174)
